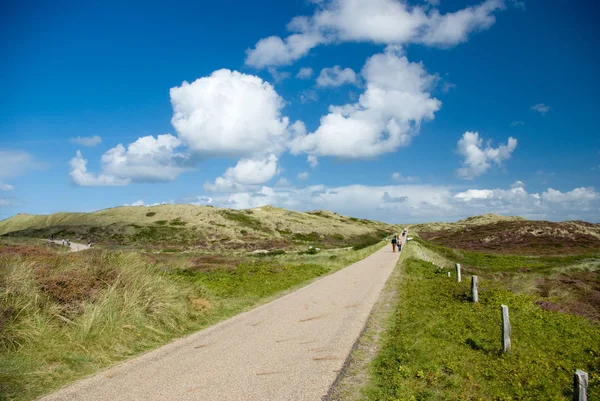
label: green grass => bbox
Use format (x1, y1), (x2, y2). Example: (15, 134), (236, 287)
(218, 210), (265, 231)
(0, 239), (386, 400)
(363, 258), (600, 401)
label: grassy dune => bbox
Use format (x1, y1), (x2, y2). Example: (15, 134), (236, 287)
(0, 205), (393, 251)
(0, 239), (388, 401)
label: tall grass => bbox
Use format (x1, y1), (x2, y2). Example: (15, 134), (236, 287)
(0, 240), (387, 400)
(0, 250), (199, 400)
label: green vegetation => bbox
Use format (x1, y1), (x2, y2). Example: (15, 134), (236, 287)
(154, 220), (168, 225)
(364, 258), (600, 400)
(352, 232), (385, 250)
(145, 212), (156, 217)
(169, 217), (187, 226)
(293, 232), (321, 242)
(414, 238), (597, 272)
(218, 210), (266, 232)
(0, 238), (386, 400)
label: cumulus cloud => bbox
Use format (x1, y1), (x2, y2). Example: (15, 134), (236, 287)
(510, 121), (525, 127)
(70, 135), (102, 147)
(291, 47), (441, 158)
(296, 67), (314, 79)
(531, 103), (550, 115)
(204, 155), (280, 192)
(0, 150), (44, 178)
(392, 172), (419, 182)
(201, 182), (599, 223)
(170, 69), (295, 158)
(297, 171), (310, 180)
(316, 66), (357, 87)
(70, 135), (191, 186)
(0, 181), (14, 191)
(69, 150), (130, 186)
(456, 131), (517, 179)
(245, 0), (505, 68)
(307, 155), (319, 168)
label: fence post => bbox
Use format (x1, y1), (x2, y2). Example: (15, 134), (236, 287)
(455, 263), (461, 282)
(471, 276), (479, 303)
(447, 272), (451, 277)
(501, 305), (511, 353)
(574, 370), (588, 401)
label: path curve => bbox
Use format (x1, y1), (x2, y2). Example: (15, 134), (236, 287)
(47, 239), (90, 252)
(41, 233), (407, 401)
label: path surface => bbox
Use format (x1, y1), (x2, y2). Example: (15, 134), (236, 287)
(41, 234), (407, 401)
(47, 239), (90, 252)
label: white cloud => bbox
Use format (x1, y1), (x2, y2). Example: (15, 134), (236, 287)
(275, 178), (291, 187)
(245, 33), (324, 68)
(70, 135), (190, 186)
(299, 89), (319, 103)
(511, 180), (525, 189)
(316, 66), (357, 87)
(205, 155), (279, 192)
(170, 69), (295, 158)
(307, 155), (319, 168)
(70, 135), (102, 147)
(442, 82), (457, 93)
(392, 172), (419, 182)
(0, 181), (14, 191)
(69, 151), (130, 186)
(267, 67), (291, 83)
(291, 47), (441, 159)
(531, 103), (550, 115)
(296, 67), (314, 79)
(202, 182), (599, 223)
(510, 121), (524, 127)
(456, 131), (517, 179)
(245, 0), (505, 68)
(297, 171), (310, 180)
(418, 0), (504, 46)
(124, 200), (175, 207)
(0, 150), (44, 178)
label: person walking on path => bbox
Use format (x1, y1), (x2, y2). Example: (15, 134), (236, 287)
(391, 235), (397, 252)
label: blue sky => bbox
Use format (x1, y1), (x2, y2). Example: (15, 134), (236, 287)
(1, 0), (599, 223)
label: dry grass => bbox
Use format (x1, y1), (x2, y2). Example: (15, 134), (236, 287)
(0, 205), (396, 251)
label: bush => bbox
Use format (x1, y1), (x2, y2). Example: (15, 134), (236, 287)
(145, 212), (156, 217)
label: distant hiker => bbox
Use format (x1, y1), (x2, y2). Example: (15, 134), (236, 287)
(87, 241), (92, 248)
(50, 234), (54, 241)
(391, 235), (397, 252)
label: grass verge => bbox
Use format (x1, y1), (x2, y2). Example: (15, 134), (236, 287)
(362, 257), (600, 400)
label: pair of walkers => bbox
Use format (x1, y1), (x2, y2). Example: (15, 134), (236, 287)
(391, 235), (402, 252)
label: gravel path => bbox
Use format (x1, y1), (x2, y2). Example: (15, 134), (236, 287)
(41, 234), (406, 401)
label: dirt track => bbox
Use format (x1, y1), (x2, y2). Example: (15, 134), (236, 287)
(40, 234), (406, 401)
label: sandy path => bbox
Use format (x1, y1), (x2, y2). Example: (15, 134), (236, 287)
(41, 233), (406, 401)
(47, 239), (90, 252)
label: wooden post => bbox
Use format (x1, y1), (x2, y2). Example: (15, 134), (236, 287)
(455, 263), (461, 282)
(574, 370), (588, 401)
(501, 305), (511, 353)
(471, 276), (479, 303)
